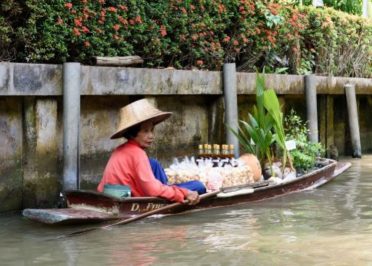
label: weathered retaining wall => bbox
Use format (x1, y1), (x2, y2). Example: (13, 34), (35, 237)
(0, 62), (371, 212)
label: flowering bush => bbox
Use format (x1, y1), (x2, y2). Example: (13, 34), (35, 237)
(19, 0), (274, 69)
(1, 0), (371, 77)
(299, 6), (372, 77)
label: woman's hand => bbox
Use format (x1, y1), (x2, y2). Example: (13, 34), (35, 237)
(186, 191), (200, 205)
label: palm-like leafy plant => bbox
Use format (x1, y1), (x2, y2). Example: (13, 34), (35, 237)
(230, 73), (293, 172)
(263, 89), (294, 171)
(230, 74), (275, 169)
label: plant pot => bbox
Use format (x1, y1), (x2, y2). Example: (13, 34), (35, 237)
(238, 153), (262, 182)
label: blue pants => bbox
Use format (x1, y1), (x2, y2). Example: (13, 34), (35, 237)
(149, 158), (206, 194)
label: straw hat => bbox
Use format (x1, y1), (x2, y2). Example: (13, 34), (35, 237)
(110, 99), (172, 139)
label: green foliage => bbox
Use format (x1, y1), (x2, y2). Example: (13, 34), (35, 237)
(230, 74), (275, 168)
(0, 0), (25, 61)
(299, 6), (372, 77)
(298, 0), (363, 15)
(284, 109), (325, 172)
(263, 87), (293, 170)
(0, 1), (371, 77)
(230, 74), (293, 171)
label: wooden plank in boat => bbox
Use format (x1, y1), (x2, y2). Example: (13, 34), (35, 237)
(22, 208), (120, 225)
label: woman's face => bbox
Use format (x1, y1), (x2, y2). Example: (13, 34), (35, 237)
(134, 120), (155, 149)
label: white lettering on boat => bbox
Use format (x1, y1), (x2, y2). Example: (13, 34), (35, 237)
(130, 203), (166, 212)
(144, 203), (165, 211)
(131, 203), (140, 212)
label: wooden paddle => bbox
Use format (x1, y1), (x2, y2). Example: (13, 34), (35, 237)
(57, 190), (221, 239)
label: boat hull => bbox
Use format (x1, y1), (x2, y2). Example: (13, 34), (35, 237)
(23, 160), (351, 225)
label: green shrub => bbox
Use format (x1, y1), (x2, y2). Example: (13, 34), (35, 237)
(297, 0), (363, 15)
(19, 0), (269, 67)
(1, 1), (371, 77)
(0, 0), (25, 61)
(300, 6), (372, 77)
(284, 109), (325, 172)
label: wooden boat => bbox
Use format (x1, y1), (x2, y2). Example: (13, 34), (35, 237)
(23, 159), (351, 225)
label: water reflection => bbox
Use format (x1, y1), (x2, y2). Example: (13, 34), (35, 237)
(1, 156), (372, 265)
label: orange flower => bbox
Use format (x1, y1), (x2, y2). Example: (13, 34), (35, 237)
(82, 26), (89, 33)
(135, 16), (142, 24)
(113, 24), (120, 31)
(267, 35), (276, 44)
(74, 18), (82, 27)
(239, 5), (246, 15)
(233, 39), (239, 46)
(56, 17), (63, 25)
(73, 28), (80, 36)
(267, 3), (280, 16)
(65, 3), (72, 9)
(160, 25), (167, 37)
(118, 5), (128, 11)
(196, 60), (203, 66)
(108, 6), (117, 12)
(84, 41), (90, 47)
(118, 16), (128, 25)
(223, 36), (230, 43)
(218, 4), (226, 13)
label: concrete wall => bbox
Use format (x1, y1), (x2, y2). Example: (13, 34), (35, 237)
(0, 62), (371, 212)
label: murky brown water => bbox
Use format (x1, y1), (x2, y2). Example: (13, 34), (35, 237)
(1, 156), (372, 266)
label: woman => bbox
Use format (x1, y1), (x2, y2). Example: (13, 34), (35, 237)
(97, 99), (206, 205)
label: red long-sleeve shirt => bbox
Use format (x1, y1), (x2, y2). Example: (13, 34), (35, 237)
(97, 140), (188, 202)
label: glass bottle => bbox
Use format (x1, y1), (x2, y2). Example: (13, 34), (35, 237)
(221, 144), (229, 159)
(229, 144), (235, 159)
(198, 144), (204, 158)
(204, 144), (212, 158)
(213, 144), (220, 159)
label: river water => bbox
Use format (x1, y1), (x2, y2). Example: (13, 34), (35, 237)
(1, 156), (372, 266)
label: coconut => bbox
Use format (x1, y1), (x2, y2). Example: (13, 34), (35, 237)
(238, 153), (262, 182)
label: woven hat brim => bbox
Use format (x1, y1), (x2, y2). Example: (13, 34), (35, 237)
(110, 112), (171, 139)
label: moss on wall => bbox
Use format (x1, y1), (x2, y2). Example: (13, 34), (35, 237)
(0, 165), (23, 212)
(0, 98), (23, 212)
